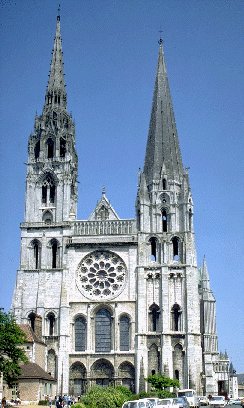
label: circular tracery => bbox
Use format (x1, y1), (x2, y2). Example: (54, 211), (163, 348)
(76, 250), (127, 300)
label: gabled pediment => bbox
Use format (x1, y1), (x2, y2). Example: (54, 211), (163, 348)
(88, 187), (120, 221)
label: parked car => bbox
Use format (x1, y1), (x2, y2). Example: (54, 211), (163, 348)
(146, 398), (161, 406)
(173, 397), (190, 408)
(178, 389), (200, 408)
(209, 396), (226, 407)
(155, 399), (175, 408)
(122, 400), (153, 408)
(199, 397), (209, 406)
(230, 399), (242, 405)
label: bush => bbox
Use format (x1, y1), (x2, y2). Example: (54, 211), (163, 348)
(38, 401), (49, 406)
(80, 385), (131, 408)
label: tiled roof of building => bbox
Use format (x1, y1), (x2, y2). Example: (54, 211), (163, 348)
(20, 363), (56, 381)
(19, 324), (45, 345)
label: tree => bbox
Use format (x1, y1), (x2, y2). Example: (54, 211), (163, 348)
(0, 310), (28, 387)
(145, 374), (179, 398)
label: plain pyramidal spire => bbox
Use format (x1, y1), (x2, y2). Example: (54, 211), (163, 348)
(143, 38), (184, 186)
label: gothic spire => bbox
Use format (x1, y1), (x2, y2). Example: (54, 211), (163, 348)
(201, 256), (210, 291)
(143, 39), (184, 186)
(45, 13), (67, 110)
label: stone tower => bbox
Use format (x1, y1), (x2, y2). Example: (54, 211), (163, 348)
(11, 17), (229, 397)
(135, 38), (202, 392)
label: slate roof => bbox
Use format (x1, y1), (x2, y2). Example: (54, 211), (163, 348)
(237, 373), (244, 385)
(19, 363), (56, 382)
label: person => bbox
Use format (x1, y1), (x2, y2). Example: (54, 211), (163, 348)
(49, 395), (52, 408)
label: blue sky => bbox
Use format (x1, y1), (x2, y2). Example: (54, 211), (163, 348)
(0, 0), (243, 373)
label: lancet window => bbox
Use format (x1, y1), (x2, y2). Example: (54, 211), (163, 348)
(171, 304), (182, 331)
(32, 239), (41, 269)
(75, 316), (87, 351)
(47, 312), (56, 336)
(120, 315), (130, 351)
(42, 174), (56, 205)
(60, 137), (66, 157)
(149, 304), (160, 332)
(162, 209), (167, 232)
(50, 238), (59, 268)
(47, 138), (54, 158)
(95, 309), (112, 353)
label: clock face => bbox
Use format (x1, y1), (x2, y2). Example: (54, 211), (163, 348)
(76, 250), (127, 300)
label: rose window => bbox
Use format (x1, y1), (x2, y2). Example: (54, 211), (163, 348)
(76, 250), (127, 300)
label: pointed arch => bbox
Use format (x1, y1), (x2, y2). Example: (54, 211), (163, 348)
(46, 312), (56, 336)
(28, 312), (36, 332)
(49, 238), (60, 269)
(118, 361), (135, 392)
(149, 303), (160, 332)
(95, 308), (112, 352)
(47, 349), (57, 378)
(171, 304), (182, 331)
(75, 315), (87, 351)
(69, 362), (87, 396)
(148, 343), (160, 376)
(60, 137), (66, 157)
(42, 210), (53, 224)
(119, 314), (130, 351)
(41, 173), (56, 205)
(47, 138), (54, 158)
(173, 343), (184, 387)
(90, 358), (114, 388)
(149, 237), (159, 261)
(34, 140), (40, 159)
(162, 209), (167, 232)
(31, 239), (41, 269)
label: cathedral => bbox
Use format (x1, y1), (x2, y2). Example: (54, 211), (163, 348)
(11, 14), (230, 397)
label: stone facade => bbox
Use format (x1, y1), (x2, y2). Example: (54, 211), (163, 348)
(11, 15), (230, 396)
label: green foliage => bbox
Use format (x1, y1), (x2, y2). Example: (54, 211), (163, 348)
(80, 385), (130, 408)
(0, 310), (28, 387)
(38, 401), (49, 406)
(145, 374), (179, 391)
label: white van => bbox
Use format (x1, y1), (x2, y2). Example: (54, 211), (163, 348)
(178, 389), (200, 408)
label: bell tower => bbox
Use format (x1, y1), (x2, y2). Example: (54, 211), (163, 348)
(25, 13), (78, 224)
(135, 39), (202, 392)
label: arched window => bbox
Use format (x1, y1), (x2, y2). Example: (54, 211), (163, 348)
(162, 209), (167, 232)
(43, 210), (52, 224)
(35, 141), (40, 159)
(42, 185), (47, 203)
(120, 315), (130, 351)
(47, 138), (54, 158)
(149, 237), (158, 261)
(95, 309), (112, 353)
(42, 174), (56, 205)
(171, 304), (182, 331)
(53, 111), (57, 127)
(149, 304), (160, 332)
(60, 138), (66, 158)
(163, 178), (167, 190)
(32, 239), (41, 269)
(47, 312), (55, 336)
(47, 349), (57, 379)
(75, 316), (87, 351)
(172, 237), (179, 261)
(50, 239), (59, 268)
(189, 208), (193, 231)
(28, 312), (36, 332)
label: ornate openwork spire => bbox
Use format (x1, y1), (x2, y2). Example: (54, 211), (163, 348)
(143, 40), (184, 185)
(45, 13), (67, 110)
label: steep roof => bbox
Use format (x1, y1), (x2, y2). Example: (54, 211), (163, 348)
(44, 13), (67, 110)
(19, 324), (45, 345)
(143, 39), (184, 185)
(19, 363), (56, 381)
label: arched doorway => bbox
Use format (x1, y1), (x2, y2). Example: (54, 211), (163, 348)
(69, 362), (87, 396)
(90, 359), (114, 388)
(118, 362), (135, 392)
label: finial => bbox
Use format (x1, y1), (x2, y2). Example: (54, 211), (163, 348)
(57, 4), (60, 21)
(158, 27), (163, 44)
(102, 186), (106, 196)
